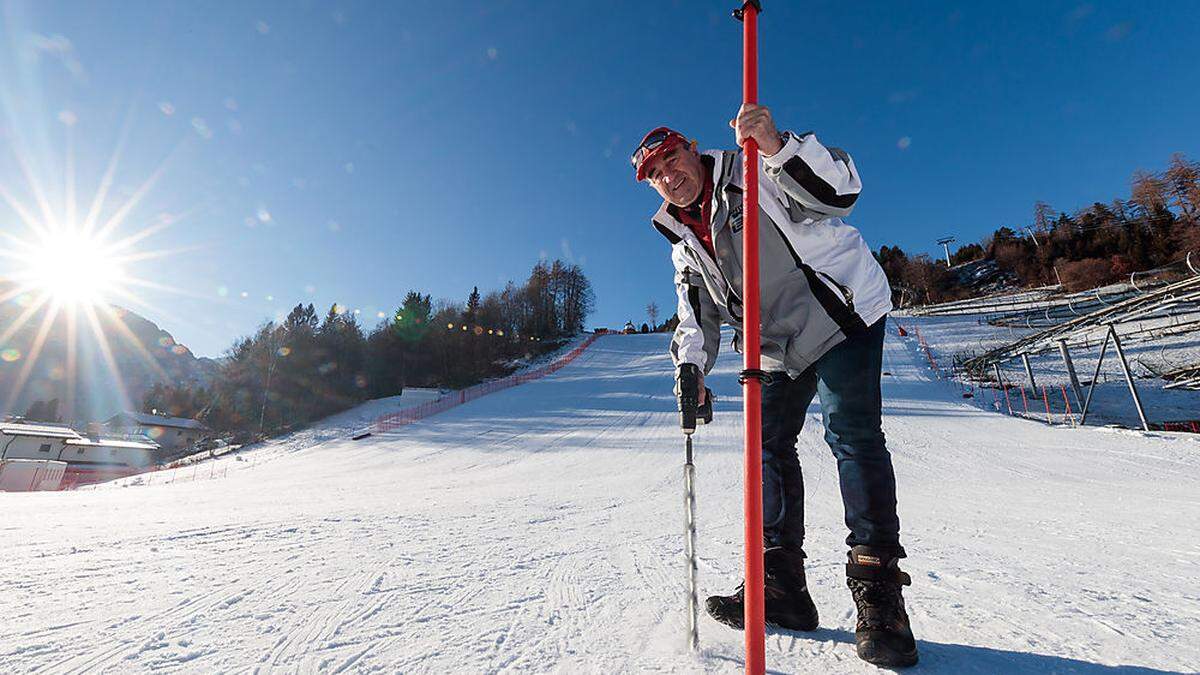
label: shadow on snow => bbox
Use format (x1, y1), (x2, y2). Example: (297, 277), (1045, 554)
(708, 627), (1181, 674)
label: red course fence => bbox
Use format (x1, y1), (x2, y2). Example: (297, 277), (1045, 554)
(60, 465), (147, 490)
(910, 325), (944, 377)
(369, 334), (601, 433)
(1153, 420), (1200, 433)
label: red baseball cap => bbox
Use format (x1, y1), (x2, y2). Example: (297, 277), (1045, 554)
(632, 126), (688, 181)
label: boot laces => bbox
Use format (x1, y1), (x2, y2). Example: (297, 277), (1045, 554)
(849, 578), (904, 631)
(720, 578), (788, 602)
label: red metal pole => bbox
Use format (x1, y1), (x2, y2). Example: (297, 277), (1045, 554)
(737, 2), (766, 672)
(1060, 384), (1075, 427)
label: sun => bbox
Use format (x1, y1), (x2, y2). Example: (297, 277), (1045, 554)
(21, 229), (128, 307)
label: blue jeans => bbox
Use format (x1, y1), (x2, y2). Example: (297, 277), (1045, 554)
(760, 316), (903, 554)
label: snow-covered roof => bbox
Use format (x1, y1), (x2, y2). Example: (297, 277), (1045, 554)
(0, 422), (83, 440)
(65, 437), (159, 451)
(106, 412), (208, 431)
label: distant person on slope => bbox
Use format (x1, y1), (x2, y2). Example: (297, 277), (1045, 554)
(632, 107), (917, 668)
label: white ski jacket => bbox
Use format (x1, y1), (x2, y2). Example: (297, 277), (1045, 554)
(653, 131), (892, 378)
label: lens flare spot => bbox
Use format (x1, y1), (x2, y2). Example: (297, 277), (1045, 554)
(1, 348), (21, 362)
(191, 117), (213, 140)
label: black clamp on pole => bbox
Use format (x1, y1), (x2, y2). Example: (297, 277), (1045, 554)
(732, 0), (763, 21)
(738, 369), (774, 385)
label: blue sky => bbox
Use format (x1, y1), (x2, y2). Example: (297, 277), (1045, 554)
(1, 1), (1197, 357)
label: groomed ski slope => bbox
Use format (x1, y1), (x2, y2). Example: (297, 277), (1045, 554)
(3, 324), (1199, 673)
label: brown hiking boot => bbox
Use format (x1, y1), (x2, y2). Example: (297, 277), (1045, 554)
(705, 547), (819, 632)
(846, 545), (918, 667)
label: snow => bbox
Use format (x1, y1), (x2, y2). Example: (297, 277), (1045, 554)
(2, 326), (1198, 672)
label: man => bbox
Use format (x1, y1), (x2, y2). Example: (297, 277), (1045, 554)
(632, 106), (918, 668)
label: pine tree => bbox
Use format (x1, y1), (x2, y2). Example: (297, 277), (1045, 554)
(391, 292), (433, 389)
(464, 286), (481, 324)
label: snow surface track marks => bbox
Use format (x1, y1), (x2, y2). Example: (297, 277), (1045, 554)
(1, 329), (1198, 673)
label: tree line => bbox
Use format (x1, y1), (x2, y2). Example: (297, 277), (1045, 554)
(877, 153), (1200, 304)
(143, 259), (594, 441)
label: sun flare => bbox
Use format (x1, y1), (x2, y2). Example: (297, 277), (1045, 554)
(20, 229), (127, 307)
(0, 119), (189, 421)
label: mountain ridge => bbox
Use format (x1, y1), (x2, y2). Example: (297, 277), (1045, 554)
(0, 279), (218, 422)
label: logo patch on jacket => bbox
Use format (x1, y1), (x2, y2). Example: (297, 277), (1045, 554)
(724, 184), (745, 233)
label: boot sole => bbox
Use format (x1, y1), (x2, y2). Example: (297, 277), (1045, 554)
(705, 613), (819, 633)
(856, 643), (919, 668)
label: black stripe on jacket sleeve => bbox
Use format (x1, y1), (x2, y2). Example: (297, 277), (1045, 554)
(687, 284), (704, 332)
(780, 155), (859, 210)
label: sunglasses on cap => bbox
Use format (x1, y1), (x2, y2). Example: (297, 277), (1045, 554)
(631, 127), (687, 181)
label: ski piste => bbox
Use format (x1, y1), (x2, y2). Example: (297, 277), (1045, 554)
(3, 325), (1196, 672)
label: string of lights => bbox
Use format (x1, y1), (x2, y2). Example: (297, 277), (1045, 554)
(442, 322), (542, 341)
(374, 310), (547, 342)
